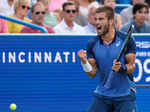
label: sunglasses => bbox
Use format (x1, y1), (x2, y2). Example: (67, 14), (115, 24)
(65, 10), (76, 14)
(34, 11), (46, 15)
(21, 5), (30, 10)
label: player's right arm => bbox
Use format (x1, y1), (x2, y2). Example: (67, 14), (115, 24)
(77, 49), (97, 78)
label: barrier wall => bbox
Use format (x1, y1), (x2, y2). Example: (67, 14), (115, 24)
(0, 34), (149, 112)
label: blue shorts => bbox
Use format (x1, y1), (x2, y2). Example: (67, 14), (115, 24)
(88, 90), (138, 112)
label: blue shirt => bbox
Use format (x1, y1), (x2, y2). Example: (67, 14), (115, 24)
(87, 30), (136, 97)
(121, 20), (150, 33)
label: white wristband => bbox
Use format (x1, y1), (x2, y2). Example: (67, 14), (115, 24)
(81, 60), (92, 72)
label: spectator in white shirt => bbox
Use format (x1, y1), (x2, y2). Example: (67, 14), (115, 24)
(54, 1), (84, 34)
(83, 2), (99, 34)
(0, 0), (15, 16)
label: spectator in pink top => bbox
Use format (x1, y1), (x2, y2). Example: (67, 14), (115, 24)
(0, 19), (8, 33)
(21, 2), (55, 33)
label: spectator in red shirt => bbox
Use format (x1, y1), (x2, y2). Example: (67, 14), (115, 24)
(21, 2), (55, 33)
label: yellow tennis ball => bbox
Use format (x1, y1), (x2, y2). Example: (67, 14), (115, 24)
(9, 103), (17, 111)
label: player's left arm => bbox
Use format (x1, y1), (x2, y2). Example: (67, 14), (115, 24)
(124, 34), (136, 74)
(125, 53), (136, 74)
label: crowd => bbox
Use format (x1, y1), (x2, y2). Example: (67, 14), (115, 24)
(0, 0), (150, 34)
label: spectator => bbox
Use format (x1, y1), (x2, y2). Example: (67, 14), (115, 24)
(120, 0), (150, 25)
(73, 0), (99, 26)
(37, 0), (60, 27)
(21, 2), (55, 33)
(121, 2), (150, 33)
(101, 0), (123, 30)
(83, 2), (99, 34)
(54, 1), (84, 34)
(0, 19), (8, 33)
(7, 0), (31, 33)
(0, 0), (15, 16)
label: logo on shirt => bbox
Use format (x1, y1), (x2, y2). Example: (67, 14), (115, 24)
(116, 41), (120, 47)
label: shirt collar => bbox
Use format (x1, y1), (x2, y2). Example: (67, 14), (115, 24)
(62, 19), (76, 30)
(98, 30), (117, 45)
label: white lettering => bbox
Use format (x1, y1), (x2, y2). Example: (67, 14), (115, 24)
(8, 52), (16, 63)
(0, 51), (77, 64)
(72, 52), (76, 63)
(28, 52), (31, 63)
(34, 52), (42, 63)
(134, 59), (143, 82)
(2, 52), (5, 63)
(144, 59), (150, 82)
(63, 52), (70, 63)
(54, 52), (62, 63)
(44, 52), (52, 63)
(18, 52), (25, 63)
(136, 41), (150, 48)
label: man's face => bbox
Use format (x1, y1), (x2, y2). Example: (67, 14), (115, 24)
(63, 5), (78, 22)
(31, 5), (46, 25)
(134, 7), (148, 25)
(95, 12), (110, 36)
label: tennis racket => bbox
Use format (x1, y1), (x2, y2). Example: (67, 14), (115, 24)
(104, 24), (134, 89)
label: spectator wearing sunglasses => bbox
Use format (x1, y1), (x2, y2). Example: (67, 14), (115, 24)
(7, 0), (31, 33)
(37, 0), (60, 27)
(21, 2), (55, 33)
(54, 1), (84, 34)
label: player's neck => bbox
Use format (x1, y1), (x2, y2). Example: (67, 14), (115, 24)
(102, 28), (115, 45)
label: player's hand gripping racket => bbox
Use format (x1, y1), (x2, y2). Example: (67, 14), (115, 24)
(104, 25), (134, 89)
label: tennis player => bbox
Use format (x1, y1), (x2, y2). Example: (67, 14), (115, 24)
(78, 6), (138, 112)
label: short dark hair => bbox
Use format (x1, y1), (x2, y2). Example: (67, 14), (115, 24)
(62, 1), (78, 11)
(95, 6), (114, 20)
(133, 2), (149, 15)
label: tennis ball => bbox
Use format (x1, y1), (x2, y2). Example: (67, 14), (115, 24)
(9, 103), (17, 111)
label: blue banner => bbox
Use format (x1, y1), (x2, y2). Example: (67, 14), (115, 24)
(0, 34), (149, 112)
(134, 34), (150, 85)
